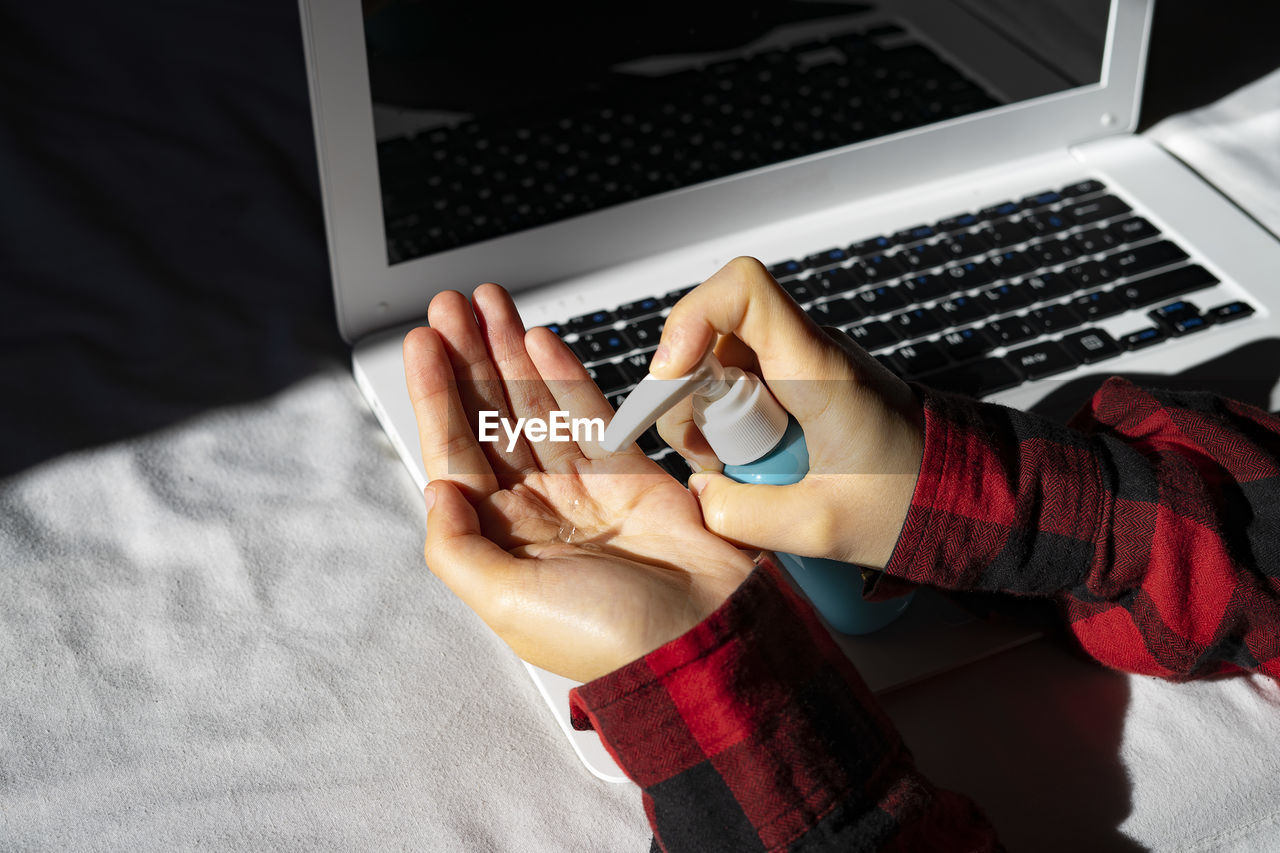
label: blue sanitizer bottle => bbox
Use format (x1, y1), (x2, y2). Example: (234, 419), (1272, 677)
(602, 353), (912, 635)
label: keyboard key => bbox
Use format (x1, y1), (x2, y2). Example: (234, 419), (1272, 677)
(902, 272), (955, 302)
(768, 259), (805, 281)
(854, 284), (907, 314)
(1106, 216), (1158, 245)
(1110, 240), (1188, 278)
(888, 340), (949, 378)
(890, 306), (946, 339)
(1023, 210), (1073, 236)
(1061, 328), (1122, 364)
(937, 232), (992, 262)
(1065, 258), (1118, 289)
(1149, 300), (1212, 336)
(935, 294), (988, 326)
(1072, 289), (1125, 321)
(986, 249), (1035, 278)
(586, 361), (629, 394)
(980, 282), (1033, 314)
(939, 260), (994, 291)
(979, 200), (1020, 220)
(1070, 226), (1120, 256)
(851, 254), (904, 285)
(849, 235), (894, 257)
(921, 357), (1022, 396)
(979, 218), (1035, 249)
(1020, 190), (1063, 211)
(566, 309), (617, 334)
(1027, 302), (1083, 334)
(812, 266), (862, 296)
(1117, 264), (1217, 308)
(657, 453), (690, 486)
(803, 247), (849, 270)
(1209, 301), (1255, 323)
(620, 354), (657, 386)
(1027, 238), (1080, 269)
(571, 329), (635, 363)
(1170, 314), (1212, 335)
(783, 278), (821, 305)
(986, 315), (1038, 346)
(1005, 340), (1079, 379)
(1064, 194), (1132, 225)
(807, 297), (864, 326)
(544, 321), (568, 337)
(935, 212), (978, 232)
(629, 315), (664, 349)
(892, 224), (937, 245)
(894, 242), (947, 273)
(939, 326), (995, 363)
(844, 320), (900, 351)
(1022, 272), (1075, 302)
(1120, 326), (1167, 350)
(636, 428), (666, 456)
(1060, 179), (1105, 198)
(617, 296), (664, 319)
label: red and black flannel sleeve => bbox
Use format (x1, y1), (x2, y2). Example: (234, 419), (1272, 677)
(569, 560), (1000, 853)
(881, 376), (1280, 679)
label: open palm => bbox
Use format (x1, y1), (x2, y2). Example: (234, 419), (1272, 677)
(404, 284), (753, 683)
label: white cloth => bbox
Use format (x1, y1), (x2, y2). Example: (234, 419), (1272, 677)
(0, 372), (649, 849)
(3, 67), (1280, 853)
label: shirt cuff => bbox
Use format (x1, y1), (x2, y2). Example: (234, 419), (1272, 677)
(569, 557), (908, 850)
(882, 383), (1105, 594)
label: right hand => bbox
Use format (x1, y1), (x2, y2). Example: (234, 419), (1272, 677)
(651, 257), (926, 569)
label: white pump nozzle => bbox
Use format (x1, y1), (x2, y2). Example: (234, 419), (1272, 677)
(601, 351), (790, 466)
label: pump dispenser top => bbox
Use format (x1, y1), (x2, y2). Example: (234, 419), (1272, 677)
(601, 353), (790, 466)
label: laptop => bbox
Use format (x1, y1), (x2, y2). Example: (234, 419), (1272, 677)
(297, 0), (1280, 782)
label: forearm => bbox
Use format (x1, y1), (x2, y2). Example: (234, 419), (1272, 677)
(570, 561), (1000, 852)
(881, 377), (1280, 679)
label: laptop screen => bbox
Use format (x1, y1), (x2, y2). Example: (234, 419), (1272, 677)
(363, 0), (1111, 266)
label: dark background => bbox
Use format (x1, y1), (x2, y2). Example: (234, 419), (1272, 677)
(1, 1), (1277, 477)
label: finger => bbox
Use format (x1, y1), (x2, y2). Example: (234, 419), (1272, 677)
(403, 326), (500, 498)
(654, 256), (852, 389)
(686, 471), (831, 557)
(654, 395), (721, 472)
(428, 290), (539, 484)
(423, 480), (522, 630)
(712, 332), (762, 377)
(654, 257), (873, 448)
(525, 326), (643, 459)
(471, 284), (583, 472)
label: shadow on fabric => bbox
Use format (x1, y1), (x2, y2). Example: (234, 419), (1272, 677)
(0, 1), (345, 478)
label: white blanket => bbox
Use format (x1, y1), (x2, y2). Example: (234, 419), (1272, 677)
(3, 68), (1279, 852)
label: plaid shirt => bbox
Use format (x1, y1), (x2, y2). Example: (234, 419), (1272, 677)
(570, 377), (1280, 851)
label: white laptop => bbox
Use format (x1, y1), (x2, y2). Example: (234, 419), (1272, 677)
(297, 0), (1280, 782)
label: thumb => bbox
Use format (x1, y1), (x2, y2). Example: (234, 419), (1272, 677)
(687, 472), (824, 556)
(423, 480), (519, 610)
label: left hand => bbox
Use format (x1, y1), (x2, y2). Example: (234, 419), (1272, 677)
(404, 284), (755, 683)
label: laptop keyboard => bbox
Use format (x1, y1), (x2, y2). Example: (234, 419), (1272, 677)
(378, 23), (997, 263)
(541, 178), (1256, 484)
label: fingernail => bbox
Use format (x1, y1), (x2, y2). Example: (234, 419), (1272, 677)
(650, 345), (670, 372)
(687, 473), (708, 496)
(423, 486), (436, 512)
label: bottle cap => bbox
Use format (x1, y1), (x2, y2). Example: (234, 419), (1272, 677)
(601, 352), (789, 466)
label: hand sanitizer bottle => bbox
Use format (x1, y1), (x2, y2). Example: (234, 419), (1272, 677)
(601, 352), (912, 634)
